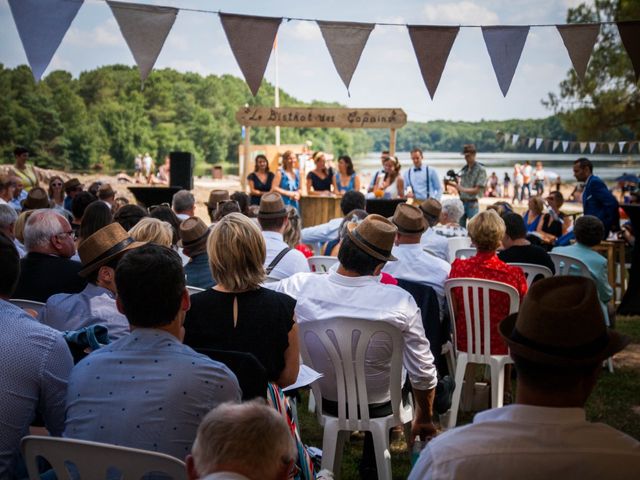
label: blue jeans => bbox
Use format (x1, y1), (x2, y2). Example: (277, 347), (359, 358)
(461, 200), (479, 228)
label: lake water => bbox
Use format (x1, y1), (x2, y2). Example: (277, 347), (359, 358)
(352, 151), (640, 184)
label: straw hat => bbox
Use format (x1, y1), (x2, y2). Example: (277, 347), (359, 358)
(179, 216), (210, 248)
(346, 214), (397, 262)
(206, 189), (230, 208)
(462, 144), (477, 154)
(78, 223), (145, 277)
(64, 178), (82, 192)
(419, 198), (442, 219)
(258, 192), (287, 218)
(21, 187), (50, 210)
(391, 203), (426, 234)
(499, 277), (629, 366)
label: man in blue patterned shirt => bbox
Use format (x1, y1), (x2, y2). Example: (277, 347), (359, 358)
(0, 233), (74, 478)
(64, 244), (241, 459)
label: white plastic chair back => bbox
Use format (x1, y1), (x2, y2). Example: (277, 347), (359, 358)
(21, 436), (186, 480)
(447, 237), (471, 262)
(549, 252), (591, 277)
(186, 285), (204, 295)
(454, 247), (476, 260)
(263, 275), (280, 284)
(9, 299), (45, 314)
(307, 255), (339, 273)
(507, 263), (553, 287)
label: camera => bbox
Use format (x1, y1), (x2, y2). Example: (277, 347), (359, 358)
(444, 169), (458, 185)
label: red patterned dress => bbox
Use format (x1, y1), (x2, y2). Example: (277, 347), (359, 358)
(449, 251), (527, 355)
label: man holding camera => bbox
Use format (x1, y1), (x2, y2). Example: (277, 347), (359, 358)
(446, 144), (486, 227)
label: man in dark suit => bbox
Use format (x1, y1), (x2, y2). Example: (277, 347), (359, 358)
(13, 209), (86, 302)
(573, 157), (619, 237)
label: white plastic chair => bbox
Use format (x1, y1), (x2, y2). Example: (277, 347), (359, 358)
(444, 278), (520, 429)
(447, 237), (472, 263)
(299, 318), (412, 480)
(507, 263), (553, 287)
(186, 285), (204, 295)
(307, 255), (339, 273)
(549, 252), (591, 277)
(9, 299), (45, 314)
(21, 435), (186, 480)
(454, 247), (476, 260)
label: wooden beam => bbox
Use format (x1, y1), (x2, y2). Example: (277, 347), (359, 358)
(389, 128), (397, 156)
(241, 126), (251, 190)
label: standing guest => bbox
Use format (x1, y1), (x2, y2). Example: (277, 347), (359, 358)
(306, 151), (334, 196)
(142, 152), (154, 183)
(284, 206), (313, 258)
(13, 209), (87, 302)
(447, 144), (486, 227)
(64, 244), (241, 459)
(573, 157), (619, 237)
(48, 175), (65, 209)
(273, 150), (301, 210)
(129, 217), (173, 247)
(301, 190), (366, 248)
(0, 233), (73, 479)
(63, 178), (83, 212)
(367, 150), (390, 193)
(0, 204), (25, 257)
(20, 186), (50, 211)
(205, 189), (230, 223)
(404, 148), (442, 201)
(180, 217), (215, 289)
(172, 189), (196, 221)
(503, 172), (511, 199)
(76, 201), (113, 246)
(486, 171), (500, 197)
(97, 183), (116, 209)
(39, 223), (144, 341)
(433, 198), (468, 238)
(534, 161), (546, 196)
(449, 210), (527, 356)
(247, 154), (275, 206)
(420, 199), (449, 262)
(537, 190), (572, 247)
(10, 146), (38, 191)
(512, 163), (524, 204)
(231, 191), (251, 216)
(498, 213), (555, 274)
(113, 204), (147, 231)
(409, 277), (639, 480)
(333, 155), (361, 194)
(522, 196), (545, 232)
(186, 401), (297, 480)
(272, 215), (438, 478)
(377, 155), (404, 198)
(70, 191), (97, 235)
(522, 160), (533, 199)
(258, 193), (310, 280)
(184, 213), (299, 388)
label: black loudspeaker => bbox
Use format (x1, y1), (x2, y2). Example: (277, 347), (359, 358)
(170, 151), (194, 190)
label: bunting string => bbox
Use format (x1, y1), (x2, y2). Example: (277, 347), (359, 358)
(498, 132), (639, 155)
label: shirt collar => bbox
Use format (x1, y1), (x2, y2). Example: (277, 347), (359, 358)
(85, 283), (116, 299)
(474, 404), (586, 425)
(262, 231), (284, 241)
(394, 243), (423, 251)
(327, 269), (381, 287)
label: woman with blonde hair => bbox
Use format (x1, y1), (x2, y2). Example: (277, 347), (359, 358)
(522, 195), (544, 232)
(273, 150), (301, 210)
(183, 213), (299, 388)
(283, 206), (313, 258)
(128, 217), (173, 247)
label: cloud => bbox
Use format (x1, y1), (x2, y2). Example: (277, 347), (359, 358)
(423, 1), (499, 25)
(66, 18), (122, 47)
(286, 21), (321, 41)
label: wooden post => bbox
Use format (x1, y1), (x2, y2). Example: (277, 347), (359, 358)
(241, 125), (251, 190)
(389, 128), (397, 156)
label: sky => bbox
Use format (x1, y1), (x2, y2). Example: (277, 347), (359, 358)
(0, 0), (595, 123)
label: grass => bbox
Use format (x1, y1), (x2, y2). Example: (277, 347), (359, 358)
(297, 316), (640, 479)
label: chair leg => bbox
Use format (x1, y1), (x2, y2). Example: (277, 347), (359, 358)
(320, 421), (340, 475)
(447, 356), (468, 429)
(308, 390), (316, 413)
(490, 363), (505, 409)
(370, 422), (392, 480)
(607, 357), (614, 374)
(331, 430), (348, 480)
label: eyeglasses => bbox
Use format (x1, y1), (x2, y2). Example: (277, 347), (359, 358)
(148, 202), (170, 213)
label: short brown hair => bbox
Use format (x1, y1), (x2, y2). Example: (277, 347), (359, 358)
(207, 213), (266, 291)
(467, 209), (505, 251)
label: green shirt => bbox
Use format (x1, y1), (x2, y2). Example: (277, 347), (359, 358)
(459, 161), (486, 201)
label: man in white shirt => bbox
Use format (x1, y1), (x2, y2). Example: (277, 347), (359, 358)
(419, 199), (449, 262)
(258, 192), (310, 280)
(172, 189), (196, 221)
(403, 148), (442, 201)
(273, 214), (438, 477)
(301, 190), (365, 248)
(383, 203), (450, 302)
(410, 276), (639, 480)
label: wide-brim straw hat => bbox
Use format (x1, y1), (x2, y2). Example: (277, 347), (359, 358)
(346, 214), (397, 262)
(419, 198), (442, 219)
(258, 192), (287, 218)
(179, 216), (210, 248)
(206, 189), (230, 208)
(78, 223), (145, 277)
(391, 203), (426, 234)
(499, 276), (629, 366)
(21, 187), (50, 210)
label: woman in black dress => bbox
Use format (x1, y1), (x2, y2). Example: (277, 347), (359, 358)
(247, 154), (274, 206)
(306, 151), (334, 195)
(183, 213), (299, 388)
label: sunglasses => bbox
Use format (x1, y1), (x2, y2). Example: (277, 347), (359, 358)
(51, 182), (63, 187)
(148, 202), (170, 213)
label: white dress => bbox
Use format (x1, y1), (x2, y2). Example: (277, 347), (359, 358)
(384, 178), (401, 198)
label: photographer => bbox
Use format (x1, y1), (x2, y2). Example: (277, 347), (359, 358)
(446, 144), (487, 227)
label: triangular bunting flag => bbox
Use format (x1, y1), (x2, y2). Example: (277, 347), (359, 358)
(618, 141), (626, 153)
(535, 138), (543, 150)
(108, 1), (178, 84)
(528, 138), (536, 148)
(617, 21), (640, 82)
(512, 134), (520, 146)
(318, 21), (374, 93)
(482, 26), (529, 96)
(589, 142), (597, 153)
(552, 140), (560, 151)
(503, 133), (511, 143)
(220, 13), (282, 96)
(562, 140), (570, 152)
(8, 0), (84, 82)
(608, 142), (615, 154)
(579, 142), (588, 153)
(407, 25), (460, 99)
(556, 24), (599, 83)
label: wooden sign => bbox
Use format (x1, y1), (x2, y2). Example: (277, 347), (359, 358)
(235, 107), (407, 128)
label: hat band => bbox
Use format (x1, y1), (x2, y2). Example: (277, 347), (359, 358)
(182, 229), (210, 247)
(510, 328), (609, 359)
(82, 237), (134, 271)
(351, 229), (392, 259)
(258, 208), (287, 217)
(394, 222), (424, 234)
